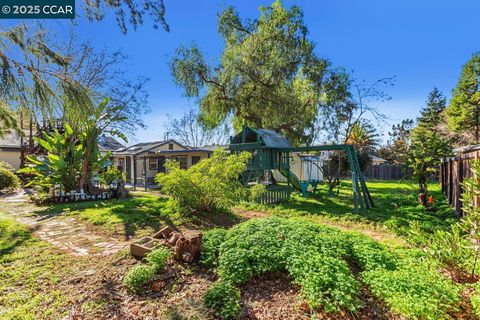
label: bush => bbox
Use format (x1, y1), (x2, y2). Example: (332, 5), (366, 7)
(123, 264), (156, 293)
(204, 281), (241, 320)
(0, 167), (20, 193)
(146, 247), (171, 271)
(156, 149), (251, 214)
(101, 166), (125, 186)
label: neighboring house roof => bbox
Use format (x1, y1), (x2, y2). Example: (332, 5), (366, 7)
(98, 135), (125, 152)
(113, 139), (190, 156)
(0, 130), (24, 150)
(230, 126), (292, 149)
(201, 144), (228, 152)
(371, 155), (388, 163)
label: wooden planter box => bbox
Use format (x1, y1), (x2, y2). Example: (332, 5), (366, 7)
(130, 236), (164, 259)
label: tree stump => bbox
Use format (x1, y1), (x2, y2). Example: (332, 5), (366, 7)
(174, 232), (203, 263)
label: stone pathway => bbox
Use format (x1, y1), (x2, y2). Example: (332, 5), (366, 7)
(2, 190), (129, 257)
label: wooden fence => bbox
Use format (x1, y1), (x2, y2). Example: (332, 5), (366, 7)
(363, 164), (409, 180)
(440, 146), (480, 216)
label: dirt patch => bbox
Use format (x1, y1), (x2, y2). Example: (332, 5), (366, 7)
(233, 208), (270, 219)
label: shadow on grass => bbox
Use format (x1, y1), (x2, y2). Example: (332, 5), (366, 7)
(0, 219), (32, 257)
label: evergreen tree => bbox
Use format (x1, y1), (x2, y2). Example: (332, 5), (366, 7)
(446, 52), (480, 144)
(407, 89), (452, 202)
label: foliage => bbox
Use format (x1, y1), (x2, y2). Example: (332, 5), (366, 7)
(407, 88), (452, 197)
(156, 150), (251, 214)
(100, 166), (126, 186)
(145, 247), (171, 271)
(202, 217), (459, 317)
(18, 123), (110, 192)
(170, 1), (343, 145)
(363, 255), (461, 320)
(123, 264), (156, 293)
(0, 167), (20, 193)
(203, 281), (241, 320)
(19, 98), (128, 194)
(83, 0), (169, 33)
(377, 119), (414, 164)
(165, 109), (231, 147)
(471, 283), (480, 318)
(446, 52), (480, 144)
(200, 228), (227, 269)
(459, 159), (480, 276)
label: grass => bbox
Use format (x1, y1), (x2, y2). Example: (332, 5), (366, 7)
(34, 193), (175, 239)
(240, 179), (457, 241)
(0, 212), (73, 319)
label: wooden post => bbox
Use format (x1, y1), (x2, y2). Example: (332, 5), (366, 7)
(143, 156), (147, 191)
(133, 157), (137, 191)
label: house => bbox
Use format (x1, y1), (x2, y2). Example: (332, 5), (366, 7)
(0, 131), (23, 170)
(110, 139), (212, 188)
(370, 155), (388, 165)
(0, 131), (126, 171)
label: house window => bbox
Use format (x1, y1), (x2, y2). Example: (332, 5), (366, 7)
(191, 156), (201, 166)
(179, 156), (187, 170)
(168, 143), (174, 150)
(149, 157), (157, 170)
(117, 159), (124, 170)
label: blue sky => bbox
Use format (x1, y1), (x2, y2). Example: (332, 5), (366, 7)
(43, 1), (480, 143)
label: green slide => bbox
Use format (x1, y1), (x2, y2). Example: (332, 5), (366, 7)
(279, 167), (302, 191)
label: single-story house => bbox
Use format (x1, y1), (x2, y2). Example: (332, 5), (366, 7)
(110, 139), (213, 187)
(370, 155), (388, 165)
(0, 131), (126, 171)
(0, 131), (23, 170)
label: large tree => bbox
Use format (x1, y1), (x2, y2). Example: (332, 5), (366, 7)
(446, 52), (480, 144)
(408, 89), (452, 202)
(170, 1), (341, 145)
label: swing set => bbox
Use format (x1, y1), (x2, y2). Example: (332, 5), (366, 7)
(228, 126), (374, 212)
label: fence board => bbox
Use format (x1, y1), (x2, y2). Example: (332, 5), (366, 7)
(363, 164), (408, 180)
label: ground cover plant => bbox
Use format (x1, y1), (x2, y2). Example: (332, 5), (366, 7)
(123, 247), (172, 293)
(201, 217), (461, 319)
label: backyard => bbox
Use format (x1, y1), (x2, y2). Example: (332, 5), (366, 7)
(0, 180), (474, 319)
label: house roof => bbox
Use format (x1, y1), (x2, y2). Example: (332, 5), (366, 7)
(98, 135), (125, 152)
(371, 155), (388, 163)
(113, 139), (190, 156)
(230, 127), (292, 149)
(0, 131), (23, 149)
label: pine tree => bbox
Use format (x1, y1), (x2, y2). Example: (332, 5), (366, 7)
(446, 52), (480, 144)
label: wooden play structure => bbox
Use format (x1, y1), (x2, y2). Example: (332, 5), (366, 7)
(228, 126), (374, 212)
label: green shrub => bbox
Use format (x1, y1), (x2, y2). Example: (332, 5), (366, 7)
(146, 247), (171, 271)
(471, 283), (480, 318)
(363, 259), (460, 319)
(123, 264), (156, 293)
(156, 149), (251, 214)
(101, 166), (126, 186)
(0, 167), (20, 193)
(201, 228), (228, 268)
(204, 281), (241, 320)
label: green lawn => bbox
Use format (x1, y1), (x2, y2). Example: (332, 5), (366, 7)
(32, 180), (457, 243)
(0, 213), (74, 319)
(241, 180), (457, 240)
